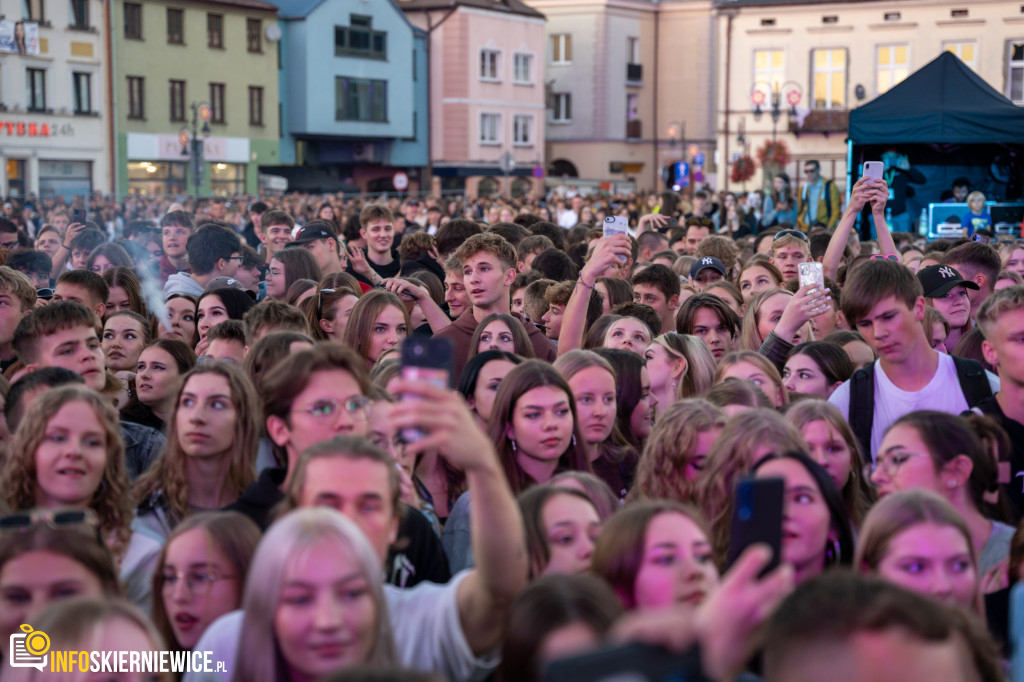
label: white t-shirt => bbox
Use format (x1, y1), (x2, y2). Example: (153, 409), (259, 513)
(558, 209), (578, 229)
(828, 353), (1000, 459)
(181, 571), (496, 682)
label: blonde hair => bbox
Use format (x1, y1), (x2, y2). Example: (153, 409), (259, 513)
(697, 408), (808, 566)
(651, 333), (716, 399)
(783, 398), (875, 526)
(714, 350), (788, 407)
(232, 508), (397, 682)
(3, 386), (132, 559)
(740, 288), (796, 351)
(632, 399), (726, 505)
(855, 489), (982, 617)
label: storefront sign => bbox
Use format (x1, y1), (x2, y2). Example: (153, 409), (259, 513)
(0, 121), (75, 138)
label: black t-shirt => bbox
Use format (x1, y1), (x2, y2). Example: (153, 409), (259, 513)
(974, 396), (1024, 522)
(346, 248), (401, 287)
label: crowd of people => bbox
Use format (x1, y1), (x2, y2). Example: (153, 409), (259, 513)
(0, 173), (1023, 682)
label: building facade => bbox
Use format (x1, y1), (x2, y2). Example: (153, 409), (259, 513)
(266, 0), (428, 195)
(715, 0), (1024, 196)
(524, 0), (717, 194)
(0, 0), (111, 199)
(113, 0), (280, 198)
(402, 0), (547, 198)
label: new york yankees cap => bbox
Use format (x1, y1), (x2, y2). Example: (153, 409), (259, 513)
(689, 256), (727, 279)
(916, 264), (979, 299)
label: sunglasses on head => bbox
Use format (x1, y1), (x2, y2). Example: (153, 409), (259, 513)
(773, 230), (808, 242)
(0, 509), (103, 543)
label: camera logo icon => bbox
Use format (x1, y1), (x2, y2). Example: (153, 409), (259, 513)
(10, 624), (49, 670)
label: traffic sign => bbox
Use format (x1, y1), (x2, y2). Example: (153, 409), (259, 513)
(499, 151), (516, 175)
(532, 165), (545, 179)
(694, 152), (705, 165)
(392, 171), (409, 191)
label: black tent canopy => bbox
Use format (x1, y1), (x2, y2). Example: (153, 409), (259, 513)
(848, 51), (1024, 145)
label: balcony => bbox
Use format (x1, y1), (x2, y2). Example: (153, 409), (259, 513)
(789, 109), (849, 136)
(627, 63), (642, 83)
(626, 119), (642, 139)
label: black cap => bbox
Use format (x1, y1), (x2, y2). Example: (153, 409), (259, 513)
(287, 224), (336, 247)
(689, 256), (727, 279)
(917, 264), (979, 298)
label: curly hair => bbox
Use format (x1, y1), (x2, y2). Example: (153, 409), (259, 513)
(3, 385), (133, 560)
(133, 362), (260, 527)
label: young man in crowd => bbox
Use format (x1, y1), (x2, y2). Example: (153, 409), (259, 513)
(163, 223), (242, 297)
(540, 280), (574, 342)
(158, 210), (194, 282)
(689, 257), (727, 291)
(0, 267), (36, 372)
(5, 249), (51, 290)
(436, 233), (556, 378)
(943, 241), (1001, 316)
(288, 219), (346, 276)
(68, 228), (105, 271)
(636, 230), (670, 263)
(828, 259), (999, 457)
(682, 218), (712, 255)
(242, 299), (308, 348)
(977, 285), (1024, 516)
(516, 235), (555, 272)
(770, 229), (813, 283)
(796, 159), (841, 231)
(257, 209), (296, 262)
(632, 264), (680, 334)
(203, 320), (246, 365)
(444, 254), (470, 319)
(348, 203), (400, 286)
(13, 301), (106, 391)
(53, 269), (108, 321)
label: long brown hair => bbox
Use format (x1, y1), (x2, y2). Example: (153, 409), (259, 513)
(133, 362), (260, 526)
(3, 386), (133, 559)
(342, 290), (411, 366)
(487, 360), (590, 495)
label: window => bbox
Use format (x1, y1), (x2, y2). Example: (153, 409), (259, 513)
(69, 0), (88, 29)
(169, 80), (185, 121)
(551, 92), (572, 122)
(627, 93), (639, 121)
(513, 53), (533, 84)
(334, 14), (386, 59)
(480, 49), (500, 81)
(207, 13), (223, 48)
(480, 113), (500, 144)
(249, 86), (263, 125)
(945, 41), (977, 70)
(811, 48), (846, 109)
(124, 3), (141, 39)
(551, 34), (572, 64)
(27, 68), (46, 111)
(513, 114), (533, 146)
(127, 76), (144, 119)
(23, 0), (44, 22)
(628, 37), (640, 65)
(1009, 41), (1024, 103)
(876, 45), (908, 94)
(753, 49), (784, 96)
(167, 8), (183, 44)
(247, 18), (262, 53)
(72, 72), (91, 114)
(210, 82), (225, 123)
(335, 77), (387, 121)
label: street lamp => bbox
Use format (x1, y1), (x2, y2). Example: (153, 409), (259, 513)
(180, 101), (212, 200)
(750, 81), (803, 141)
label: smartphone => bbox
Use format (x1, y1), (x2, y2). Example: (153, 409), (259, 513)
(862, 161), (884, 182)
(544, 642), (709, 682)
(399, 337), (454, 443)
(798, 261), (824, 289)
(603, 216), (629, 261)
(726, 476), (784, 576)
(71, 208), (87, 224)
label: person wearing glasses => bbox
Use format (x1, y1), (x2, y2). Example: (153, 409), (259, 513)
(163, 223), (243, 299)
(796, 160), (842, 231)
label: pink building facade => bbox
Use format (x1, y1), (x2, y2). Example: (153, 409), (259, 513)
(402, 1), (547, 198)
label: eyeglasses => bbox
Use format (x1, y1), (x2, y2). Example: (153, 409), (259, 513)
(294, 396), (372, 421)
(773, 229), (809, 242)
(317, 288), (336, 317)
(803, 167), (819, 175)
(160, 567), (235, 596)
(226, 256), (244, 262)
(863, 451), (924, 480)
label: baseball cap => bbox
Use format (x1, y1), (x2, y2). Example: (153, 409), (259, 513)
(204, 276), (248, 293)
(689, 256), (727, 280)
(916, 264), (979, 298)
(287, 223), (336, 248)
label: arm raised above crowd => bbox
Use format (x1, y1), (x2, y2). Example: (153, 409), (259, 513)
(388, 379), (528, 656)
(558, 234), (632, 358)
(380, 277), (451, 333)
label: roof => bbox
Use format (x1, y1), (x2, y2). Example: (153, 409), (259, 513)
(713, 0), (875, 7)
(273, 0), (417, 28)
(849, 51), (1024, 145)
(182, 0), (278, 12)
(398, 0), (545, 20)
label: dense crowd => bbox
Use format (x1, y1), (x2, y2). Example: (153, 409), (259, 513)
(0, 174), (1022, 682)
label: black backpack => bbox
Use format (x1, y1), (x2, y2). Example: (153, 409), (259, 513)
(848, 356), (993, 457)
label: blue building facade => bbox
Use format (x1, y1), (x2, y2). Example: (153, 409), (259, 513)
(267, 0), (428, 194)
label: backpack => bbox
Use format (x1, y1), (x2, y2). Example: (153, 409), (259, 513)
(848, 356), (993, 458)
